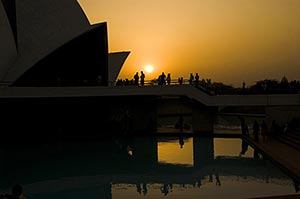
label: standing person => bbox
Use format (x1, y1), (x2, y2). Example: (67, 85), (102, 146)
(178, 77), (183, 85)
(160, 72), (166, 85)
(189, 73), (194, 85)
(134, 72), (139, 86)
(253, 120), (260, 142)
(140, 71), (145, 86)
(242, 81), (246, 95)
(166, 73), (171, 85)
(240, 117), (249, 136)
(261, 120), (268, 142)
(195, 73), (200, 86)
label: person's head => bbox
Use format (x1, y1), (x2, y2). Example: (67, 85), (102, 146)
(12, 184), (23, 197)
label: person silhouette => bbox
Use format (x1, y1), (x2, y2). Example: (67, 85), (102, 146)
(215, 173), (221, 186)
(197, 179), (202, 188)
(261, 120), (268, 142)
(142, 183), (148, 195)
(12, 184), (27, 199)
(239, 117), (249, 136)
(166, 73), (171, 85)
(179, 136), (184, 148)
(140, 71), (145, 86)
(195, 73), (200, 86)
(134, 72), (139, 86)
(253, 120), (260, 142)
(136, 183), (142, 194)
(189, 73), (194, 85)
(161, 184), (169, 196)
(242, 81), (246, 95)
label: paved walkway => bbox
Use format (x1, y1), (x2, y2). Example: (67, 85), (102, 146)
(248, 194), (300, 199)
(243, 134), (300, 199)
(244, 134), (300, 182)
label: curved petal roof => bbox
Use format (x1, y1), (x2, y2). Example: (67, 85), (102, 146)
(1, 0), (105, 83)
(108, 52), (130, 84)
(0, 0), (17, 81)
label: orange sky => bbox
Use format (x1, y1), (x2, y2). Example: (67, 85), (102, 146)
(78, 0), (300, 86)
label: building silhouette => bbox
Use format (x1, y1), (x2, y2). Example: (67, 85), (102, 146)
(0, 0), (128, 86)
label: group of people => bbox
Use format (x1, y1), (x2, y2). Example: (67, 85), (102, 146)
(240, 118), (272, 142)
(115, 71), (145, 86)
(116, 71), (207, 86)
(188, 73), (200, 85)
(157, 72), (172, 85)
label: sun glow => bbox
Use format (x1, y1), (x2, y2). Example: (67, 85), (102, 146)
(144, 64), (154, 74)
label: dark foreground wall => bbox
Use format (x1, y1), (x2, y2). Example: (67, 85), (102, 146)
(0, 96), (157, 144)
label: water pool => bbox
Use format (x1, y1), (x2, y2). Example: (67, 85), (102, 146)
(0, 137), (299, 199)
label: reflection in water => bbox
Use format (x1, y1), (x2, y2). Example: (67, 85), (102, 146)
(0, 137), (299, 199)
(158, 137), (193, 166)
(179, 136), (184, 148)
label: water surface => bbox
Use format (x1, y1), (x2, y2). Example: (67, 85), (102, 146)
(0, 137), (298, 199)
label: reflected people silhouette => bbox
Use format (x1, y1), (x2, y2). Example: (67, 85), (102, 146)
(179, 136), (184, 148)
(209, 173), (213, 182)
(197, 179), (202, 188)
(239, 140), (249, 157)
(142, 183), (148, 195)
(216, 173), (221, 186)
(161, 184), (170, 196)
(136, 183), (142, 194)
(293, 180), (300, 193)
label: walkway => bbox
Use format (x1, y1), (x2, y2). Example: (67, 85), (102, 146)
(249, 194), (300, 199)
(0, 85), (299, 106)
(243, 134), (300, 199)
(243, 135), (300, 182)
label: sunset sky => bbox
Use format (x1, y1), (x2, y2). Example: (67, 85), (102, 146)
(78, 0), (300, 86)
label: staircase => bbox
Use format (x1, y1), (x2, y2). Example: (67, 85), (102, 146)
(276, 127), (300, 151)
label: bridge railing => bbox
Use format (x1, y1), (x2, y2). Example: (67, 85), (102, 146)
(1, 80), (299, 96)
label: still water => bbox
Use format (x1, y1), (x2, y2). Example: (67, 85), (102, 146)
(0, 137), (299, 199)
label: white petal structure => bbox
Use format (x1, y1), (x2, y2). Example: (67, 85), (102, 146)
(0, 0), (17, 81)
(0, 0), (129, 86)
(108, 52), (130, 85)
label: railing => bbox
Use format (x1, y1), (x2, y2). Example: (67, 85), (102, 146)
(112, 79), (195, 87)
(1, 80), (299, 96)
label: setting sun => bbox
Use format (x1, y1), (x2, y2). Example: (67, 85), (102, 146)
(144, 64), (154, 74)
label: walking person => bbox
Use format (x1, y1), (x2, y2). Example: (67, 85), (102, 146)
(134, 72), (139, 86)
(253, 120), (260, 142)
(166, 73), (171, 85)
(189, 73), (194, 85)
(195, 73), (200, 86)
(242, 81), (246, 95)
(261, 120), (268, 142)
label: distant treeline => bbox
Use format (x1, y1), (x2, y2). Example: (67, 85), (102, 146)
(207, 76), (300, 95)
